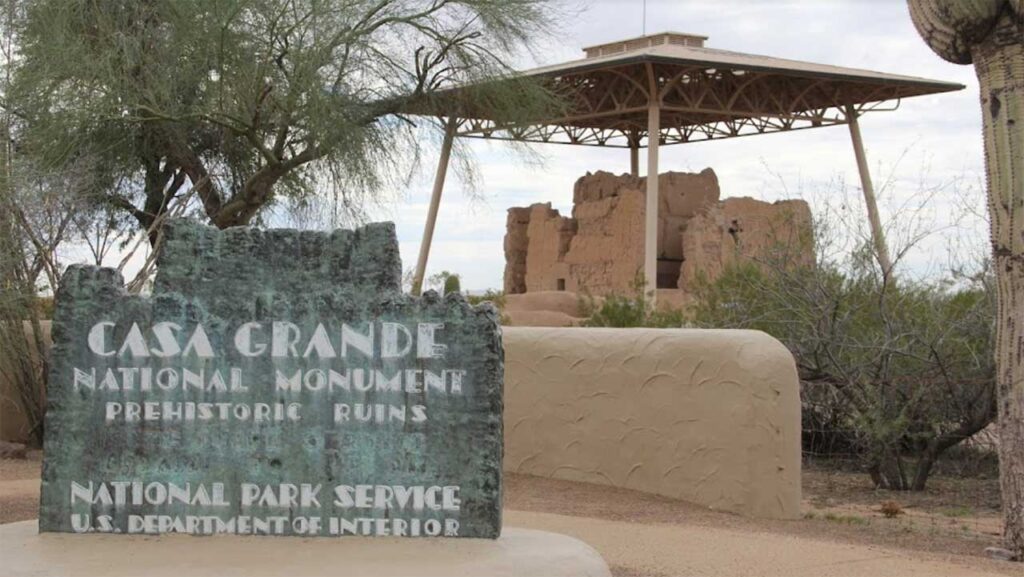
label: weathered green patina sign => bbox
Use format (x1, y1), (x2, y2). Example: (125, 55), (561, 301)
(41, 221), (503, 538)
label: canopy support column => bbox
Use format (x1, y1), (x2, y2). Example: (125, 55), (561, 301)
(629, 130), (640, 177)
(411, 117), (457, 296)
(845, 104), (893, 278)
(644, 102), (660, 298)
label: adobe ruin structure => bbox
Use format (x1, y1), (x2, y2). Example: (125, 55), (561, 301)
(504, 169), (812, 303)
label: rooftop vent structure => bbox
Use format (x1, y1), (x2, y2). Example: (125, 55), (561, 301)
(582, 32), (708, 58)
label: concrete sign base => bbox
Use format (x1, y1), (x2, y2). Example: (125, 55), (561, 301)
(0, 520), (611, 577)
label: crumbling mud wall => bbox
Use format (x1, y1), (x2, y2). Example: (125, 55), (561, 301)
(503, 207), (531, 294)
(503, 169), (812, 299)
(680, 196), (813, 287)
(561, 178), (645, 295)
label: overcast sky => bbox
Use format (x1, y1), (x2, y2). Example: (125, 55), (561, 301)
(366, 0), (987, 291)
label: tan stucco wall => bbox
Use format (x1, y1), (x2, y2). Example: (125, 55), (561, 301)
(503, 327), (801, 519)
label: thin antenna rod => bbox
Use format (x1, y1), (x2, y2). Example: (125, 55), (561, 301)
(642, 0), (646, 35)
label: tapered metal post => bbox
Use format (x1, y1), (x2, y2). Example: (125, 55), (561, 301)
(411, 117), (458, 295)
(846, 104), (893, 277)
(644, 102), (660, 298)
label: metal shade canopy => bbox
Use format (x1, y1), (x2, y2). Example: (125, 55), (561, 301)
(405, 32), (964, 296)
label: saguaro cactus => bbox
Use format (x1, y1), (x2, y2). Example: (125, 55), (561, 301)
(907, 0), (1023, 561)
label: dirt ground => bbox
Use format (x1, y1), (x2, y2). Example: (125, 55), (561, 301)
(801, 462), (1004, 545)
(2, 454), (1017, 576)
(0, 451), (43, 525)
(505, 472), (1015, 576)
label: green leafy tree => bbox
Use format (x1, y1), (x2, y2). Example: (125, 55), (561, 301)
(8, 0), (561, 243)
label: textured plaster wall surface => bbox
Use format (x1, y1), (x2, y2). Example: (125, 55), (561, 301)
(502, 327), (801, 519)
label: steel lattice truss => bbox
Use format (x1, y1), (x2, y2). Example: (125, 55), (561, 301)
(451, 61), (920, 148)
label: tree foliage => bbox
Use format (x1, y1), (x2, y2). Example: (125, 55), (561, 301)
(8, 0), (561, 240)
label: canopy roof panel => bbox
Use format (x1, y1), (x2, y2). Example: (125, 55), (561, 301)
(419, 32), (964, 148)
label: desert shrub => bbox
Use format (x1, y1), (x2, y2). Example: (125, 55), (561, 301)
(0, 207), (49, 446)
(0, 306), (47, 447)
(464, 290), (509, 324)
(689, 252), (996, 490)
(34, 296), (54, 319)
(579, 275), (685, 328)
(466, 289), (505, 309)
